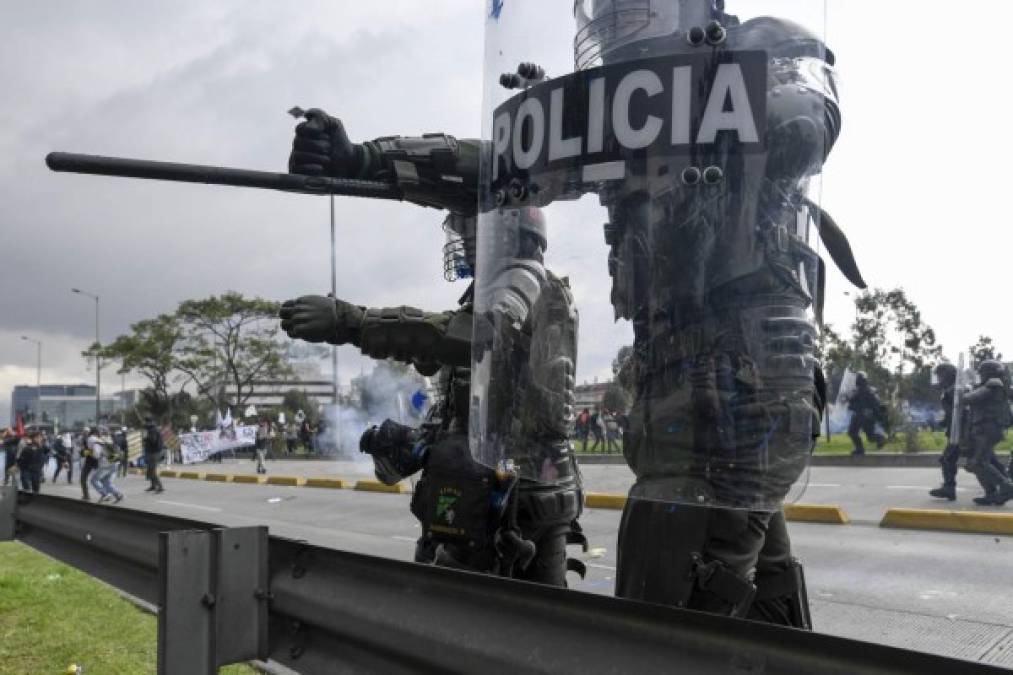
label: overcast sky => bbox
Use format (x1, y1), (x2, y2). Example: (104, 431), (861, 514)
(2, 1), (1011, 425)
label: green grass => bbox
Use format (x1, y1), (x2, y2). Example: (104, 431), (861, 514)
(573, 432), (1013, 456)
(815, 430), (1013, 455)
(0, 542), (256, 675)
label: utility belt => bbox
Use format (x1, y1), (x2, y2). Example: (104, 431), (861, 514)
(412, 434), (584, 578)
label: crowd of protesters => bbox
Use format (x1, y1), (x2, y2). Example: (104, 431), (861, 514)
(573, 408), (629, 453)
(1, 417), (171, 502)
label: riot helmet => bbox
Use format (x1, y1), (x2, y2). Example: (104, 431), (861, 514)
(573, 0), (726, 70)
(855, 371), (868, 388)
(932, 362), (957, 388)
(977, 359), (1008, 385)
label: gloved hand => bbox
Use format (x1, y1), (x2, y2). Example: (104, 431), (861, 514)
(279, 295), (364, 345)
(359, 419), (415, 457)
(288, 108), (360, 177)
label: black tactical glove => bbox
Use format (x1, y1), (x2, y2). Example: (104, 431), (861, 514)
(359, 419), (416, 457)
(279, 295), (364, 345)
(288, 108), (361, 177)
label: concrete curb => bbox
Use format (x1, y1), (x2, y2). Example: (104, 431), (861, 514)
(584, 492), (627, 509)
(783, 503), (850, 525)
(574, 453), (946, 467)
(178, 471), (204, 480)
(266, 476), (306, 487)
(231, 472), (267, 484)
(880, 508), (1013, 536)
(354, 480), (409, 494)
(305, 478), (349, 489)
(204, 473), (232, 483)
(158, 470), (178, 479)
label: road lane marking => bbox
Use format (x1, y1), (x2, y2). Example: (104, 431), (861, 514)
(886, 485), (933, 490)
(806, 483), (842, 488)
(391, 536), (417, 543)
(156, 500), (222, 513)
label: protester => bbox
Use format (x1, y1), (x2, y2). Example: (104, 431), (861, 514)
(16, 431), (45, 493)
(115, 426), (130, 476)
(604, 411), (621, 453)
(299, 418), (315, 453)
(87, 426), (124, 503)
(37, 431), (52, 484)
(575, 408), (590, 449)
(268, 422), (280, 460)
(254, 420), (269, 474)
(2, 428), (18, 486)
(588, 410), (605, 452)
(285, 422), (298, 454)
(142, 417), (164, 493)
(51, 433), (70, 482)
(79, 428), (98, 500)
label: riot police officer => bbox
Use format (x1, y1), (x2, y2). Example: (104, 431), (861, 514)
(279, 207), (584, 586)
(929, 363), (961, 500)
(282, 0), (864, 627)
(847, 372), (887, 456)
(963, 360), (1013, 506)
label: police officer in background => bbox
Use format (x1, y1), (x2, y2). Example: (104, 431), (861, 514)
(929, 362), (962, 500)
(847, 372), (887, 456)
(963, 360), (1013, 506)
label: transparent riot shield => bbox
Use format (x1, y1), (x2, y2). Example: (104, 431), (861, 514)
(951, 353), (973, 447)
(472, 0), (838, 511)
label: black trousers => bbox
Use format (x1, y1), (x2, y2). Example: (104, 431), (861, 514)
(20, 468), (41, 493)
(80, 458), (97, 499)
(617, 499), (804, 626)
(145, 454), (163, 490)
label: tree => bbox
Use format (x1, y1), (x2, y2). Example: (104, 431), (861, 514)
(174, 292), (293, 407)
(849, 288), (943, 404)
(852, 288), (943, 375)
(90, 314), (183, 422)
(969, 335), (1003, 366)
(602, 382), (631, 413)
(281, 388), (320, 426)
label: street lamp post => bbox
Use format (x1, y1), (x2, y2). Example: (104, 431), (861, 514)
(20, 336), (41, 424)
(72, 288), (101, 425)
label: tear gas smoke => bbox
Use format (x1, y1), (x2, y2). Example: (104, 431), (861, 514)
(320, 361), (431, 475)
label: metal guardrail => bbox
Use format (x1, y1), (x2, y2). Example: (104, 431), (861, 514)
(0, 486), (1004, 675)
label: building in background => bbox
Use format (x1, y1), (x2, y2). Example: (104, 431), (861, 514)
(10, 384), (122, 429)
(220, 363), (339, 415)
(574, 381), (609, 413)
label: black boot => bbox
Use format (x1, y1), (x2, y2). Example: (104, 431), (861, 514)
(994, 483), (1013, 506)
(973, 491), (998, 506)
(929, 485), (956, 500)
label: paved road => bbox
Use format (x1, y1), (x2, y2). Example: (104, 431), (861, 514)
(184, 457), (1013, 522)
(36, 473), (1013, 667)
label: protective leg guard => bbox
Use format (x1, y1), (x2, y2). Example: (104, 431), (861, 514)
(930, 444), (960, 499)
(516, 480), (585, 587)
(749, 558), (812, 630)
(515, 524), (570, 587)
(616, 499), (758, 617)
